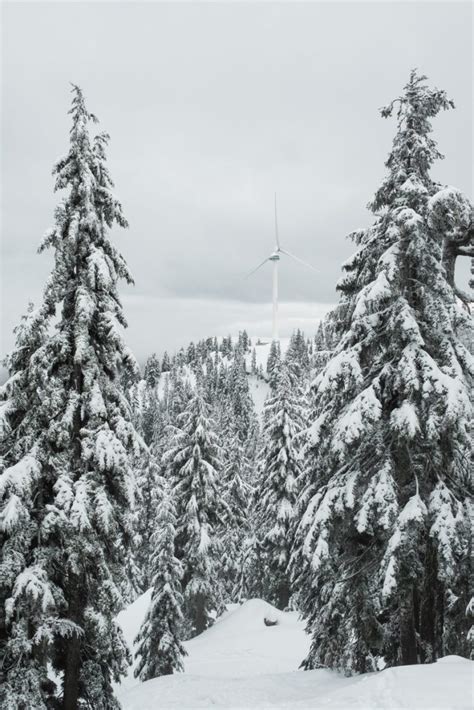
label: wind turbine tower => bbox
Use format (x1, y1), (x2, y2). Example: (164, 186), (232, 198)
(247, 194), (317, 341)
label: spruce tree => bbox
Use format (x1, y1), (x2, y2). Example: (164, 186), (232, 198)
(0, 305), (60, 708)
(257, 362), (305, 609)
(250, 347), (257, 375)
(293, 71), (473, 674)
(165, 388), (228, 636)
(227, 347), (257, 444)
(1, 85), (139, 708)
(219, 426), (252, 601)
(144, 353), (161, 389)
(266, 340), (281, 388)
(134, 478), (187, 680)
(285, 329), (310, 386)
(161, 351), (171, 373)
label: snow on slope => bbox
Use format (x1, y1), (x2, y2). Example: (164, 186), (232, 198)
(116, 594), (473, 710)
(119, 656), (473, 710)
(247, 375), (269, 419)
(245, 337), (290, 369)
(184, 598), (309, 678)
(116, 595), (308, 693)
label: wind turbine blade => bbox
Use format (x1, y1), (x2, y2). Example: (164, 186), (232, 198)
(245, 257), (271, 278)
(274, 193), (281, 249)
(280, 248), (318, 273)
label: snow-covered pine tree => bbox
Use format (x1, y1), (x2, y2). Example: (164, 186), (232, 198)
(312, 320), (333, 376)
(220, 335), (233, 359)
(132, 446), (161, 593)
(165, 388), (228, 637)
(167, 366), (193, 421)
(266, 340), (281, 388)
(0, 304), (61, 708)
(227, 346), (258, 445)
(257, 362), (305, 609)
(162, 351), (171, 373)
(219, 424), (253, 601)
(292, 71), (473, 675)
(144, 353), (161, 390)
(251, 347), (257, 375)
(134, 477), (187, 680)
(1, 85), (140, 708)
(130, 354), (164, 592)
(285, 329), (310, 386)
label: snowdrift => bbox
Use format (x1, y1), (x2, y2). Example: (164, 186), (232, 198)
(119, 656), (473, 710)
(116, 594), (473, 709)
(183, 598), (309, 678)
(116, 595), (308, 692)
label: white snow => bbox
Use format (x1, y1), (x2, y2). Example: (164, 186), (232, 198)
(116, 594), (473, 709)
(353, 271), (392, 318)
(116, 595), (309, 693)
(390, 400), (420, 438)
(244, 337), (290, 372)
(247, 375), (270, 419)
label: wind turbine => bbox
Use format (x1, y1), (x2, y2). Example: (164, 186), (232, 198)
(246, 194), (317, 341)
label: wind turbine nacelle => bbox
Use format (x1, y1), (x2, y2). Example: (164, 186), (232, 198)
(269, 251), (281, 261)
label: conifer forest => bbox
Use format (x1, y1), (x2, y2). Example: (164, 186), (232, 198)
(1, 3), (473, 709)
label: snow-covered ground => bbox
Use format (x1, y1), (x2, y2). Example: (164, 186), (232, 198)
(116, 593), (473, 710)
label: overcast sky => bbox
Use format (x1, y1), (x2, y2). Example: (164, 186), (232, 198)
(1, 1), (472, 364)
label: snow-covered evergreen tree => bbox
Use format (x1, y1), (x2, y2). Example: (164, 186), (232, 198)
(285, 329), (310, 385)
(134, 478), (187, 680)
(0, 304), (60, 708)
(266, 340), (281, 388)
(1, 85), (139, 708)
(312, 319), (335, 376)
(250, 347), (257, 375)
(219, 425), (253, 600)
(228, 347), (258, 445)
(162, 351), (171, 373)
(165, 388), (228, 637)
(293, 71), (473, 674)
(144, 353), (161, 389)
(257, 362), (305, 609)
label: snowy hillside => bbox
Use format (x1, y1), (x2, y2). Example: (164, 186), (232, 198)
(116, 594), (473, 710)
(245, 337), (289, 417)
(244, 337), (290, 369)
(152, 336), (290, 419)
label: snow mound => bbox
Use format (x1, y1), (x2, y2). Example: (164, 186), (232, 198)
(184, 598), (308, 679)
(116, 595), (309, 694)
(436, 654), (469, 664)
(202, 597), (287, 634)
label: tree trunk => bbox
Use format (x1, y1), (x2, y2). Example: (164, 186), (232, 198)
(63, 353), (85, 709)
(400, 588), (418, 665)
(62, 579), (83, 710)
(441, 241), (457, 291)
(420, 541), (437, 662)
(276, 576), (290, 611)
(193, 593), (208, 637)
